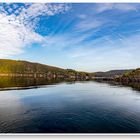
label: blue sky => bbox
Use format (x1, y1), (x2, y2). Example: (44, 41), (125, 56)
(0, 3), (140, 72)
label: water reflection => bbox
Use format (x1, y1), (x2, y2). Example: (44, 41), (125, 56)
(0, 77), (140, 92)
(0, 77), (77, 90)
(94, 80), (140, 92)
(0, 81), (140, 133)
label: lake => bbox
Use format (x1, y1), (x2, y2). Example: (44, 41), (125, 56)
(0, 78), (140, 133)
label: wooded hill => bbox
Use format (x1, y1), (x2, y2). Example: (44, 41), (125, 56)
(0, 59), (91, 79)
(94, 69), (133, 78)
(117, 68), (140, 82)
(0, 59), (139, 81)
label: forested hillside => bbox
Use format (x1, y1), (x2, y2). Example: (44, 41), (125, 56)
(94, 70), (133, 78)
(0, 59), (90, 79)
(118, 68), (140, 82)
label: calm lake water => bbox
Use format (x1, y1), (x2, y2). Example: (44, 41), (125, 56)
(0, 79), (140, 133)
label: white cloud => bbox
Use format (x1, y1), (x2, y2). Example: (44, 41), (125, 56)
(75, 3), (138, 33)
(114, 4), (138, 11)
(77, 14), (87, 19)
(66, 33), (140, 71)
(0, 3), (70, 58)
(44, 31), (96, 51)
(96, 3), (138, 13)
(0, 13), (43, 57)
(75, 19), (103, 32)
(19, 3), (70, 28)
